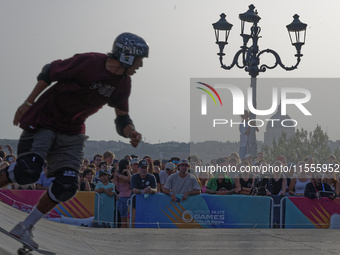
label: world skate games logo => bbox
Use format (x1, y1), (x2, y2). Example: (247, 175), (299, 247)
(193, 78), (312, 132)
(182, 209), (225, 225)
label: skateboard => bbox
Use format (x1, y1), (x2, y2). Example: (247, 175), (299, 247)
(0, 226), (56, 255)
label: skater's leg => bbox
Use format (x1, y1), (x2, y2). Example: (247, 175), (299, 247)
(2, 129), (55, 188)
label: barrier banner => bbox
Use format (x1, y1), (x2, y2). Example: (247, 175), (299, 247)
(94, 193), (115, 227)
(285, 197), (340, 229)
(0, 190), (95, 219)
(134, 193), (271, 228)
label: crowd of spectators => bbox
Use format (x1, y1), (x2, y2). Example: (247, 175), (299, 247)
(1, 144), (340, 226)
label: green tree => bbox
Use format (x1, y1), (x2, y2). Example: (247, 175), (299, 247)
(261, 125), (333, 164)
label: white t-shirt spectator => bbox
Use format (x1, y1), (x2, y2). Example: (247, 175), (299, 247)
(164, 172), (201, 194)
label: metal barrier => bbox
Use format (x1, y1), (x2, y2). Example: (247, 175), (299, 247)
(280, 196), (287, 228)
(129, 194), (274, 228)
(94, 192), (116, 228)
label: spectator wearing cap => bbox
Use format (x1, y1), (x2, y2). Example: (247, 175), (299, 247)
(160, 162), (176, 193)
(170, 156), (180, 168)
(163, 159), (201, 202)
(94, 170), (115, 197)
(131, 158), (139, 174)
(143, 155), (161, 193)
(130, 160), (157, 195)
(93, 161), (109, 185)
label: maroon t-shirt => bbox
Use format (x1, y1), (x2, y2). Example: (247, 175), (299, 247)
(20, 53), (131, 134)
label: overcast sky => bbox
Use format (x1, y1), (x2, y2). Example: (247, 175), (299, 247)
(0, 0), (339, 144)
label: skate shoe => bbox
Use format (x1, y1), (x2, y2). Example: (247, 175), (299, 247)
(10, 221), (38, 249)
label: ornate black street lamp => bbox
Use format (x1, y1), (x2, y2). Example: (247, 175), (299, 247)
(212, 4), (307, 157)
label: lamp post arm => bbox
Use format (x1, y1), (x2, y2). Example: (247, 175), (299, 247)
(257, 48), (302, 72)
(219, 48), (246, 70)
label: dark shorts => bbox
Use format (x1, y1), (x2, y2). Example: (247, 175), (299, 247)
(18, 128), (87, 176)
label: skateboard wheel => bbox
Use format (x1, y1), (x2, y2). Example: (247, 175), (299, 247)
(17, 248), (32, 255)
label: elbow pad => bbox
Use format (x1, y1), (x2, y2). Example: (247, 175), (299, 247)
(115, 114), (134, 138)
(37, 64), (52, 85)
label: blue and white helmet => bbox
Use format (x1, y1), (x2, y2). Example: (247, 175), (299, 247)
(111, 33), (149, 68)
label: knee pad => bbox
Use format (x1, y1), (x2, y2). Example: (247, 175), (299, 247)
(48, 168), (79, 203)
(7, 153), (44, 185)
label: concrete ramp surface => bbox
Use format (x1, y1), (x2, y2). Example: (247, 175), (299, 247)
(1, 201), (340, 255)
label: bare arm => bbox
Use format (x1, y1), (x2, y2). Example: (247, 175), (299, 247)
(95, 187), (115, 197)
(117, 169), (131, 183)
(163, 187), (178, 202)
(182, 189), (201, 201)
(13, 80), (49, 126)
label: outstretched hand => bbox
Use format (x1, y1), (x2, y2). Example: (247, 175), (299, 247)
(129, 130), (142, 148)
(13, 103), (31, 126)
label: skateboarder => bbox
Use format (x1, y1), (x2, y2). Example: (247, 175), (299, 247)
(0, 32), (149, 249)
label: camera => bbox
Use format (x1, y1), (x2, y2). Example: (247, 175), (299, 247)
(251, 177), (269, 196)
